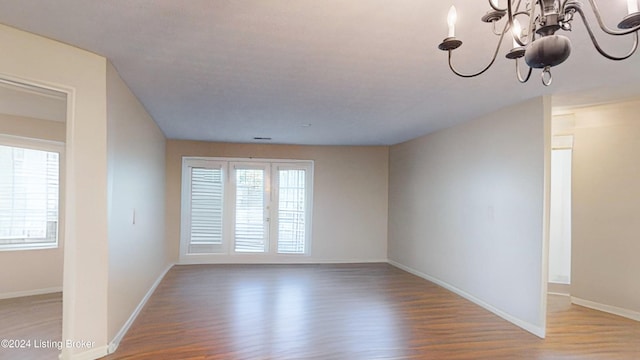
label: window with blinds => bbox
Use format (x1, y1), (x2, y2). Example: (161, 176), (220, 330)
(189, 167), (223, 245)
(0, 144), (60, 250)
(180, 157), (313, 259)
(182, 161), (225, 254)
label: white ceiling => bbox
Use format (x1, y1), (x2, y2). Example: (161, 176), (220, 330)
(0, 0), (638, 145)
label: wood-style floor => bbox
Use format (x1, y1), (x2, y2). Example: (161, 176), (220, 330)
(2, 264), (639, 359)
(101, 264), (640, 359)
(0, 292), (62, 360)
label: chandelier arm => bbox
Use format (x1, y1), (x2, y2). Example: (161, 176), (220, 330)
(513, 9), (536, 46)
(489, 0), (506, 12)
(488, 0), (529, 14)
(524, 1), (538, 45)
(446, 22), (510, 78)
(509, 0), (530, 47)
(515, 59), (534, 83)
(573, 6), (640, 60)
(576, 0), (640, 36)
(447, 50), (495, 78)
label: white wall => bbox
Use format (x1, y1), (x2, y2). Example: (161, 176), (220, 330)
(548, 147), (572, 285)
(0, 23), (109, 359)
(388, 97), (550, 337)
(0, 114), (65, 142)
(106, 62), (168, 344)
(566, 100), (640, 316)
(166, 141), (389, 263)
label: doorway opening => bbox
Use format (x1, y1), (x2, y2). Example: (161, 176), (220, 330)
(0, 77), (67, 359)
(548, 135), (573, 296)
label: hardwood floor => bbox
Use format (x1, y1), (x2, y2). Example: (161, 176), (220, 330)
(0, 292), (62, 360)
(101, 264), (640, 360)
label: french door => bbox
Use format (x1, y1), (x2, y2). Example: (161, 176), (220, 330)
(180, 157), (312, 260)
(231, 162), (270, 253)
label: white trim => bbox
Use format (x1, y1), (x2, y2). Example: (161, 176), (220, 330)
(177, 258), (388, 265)
(547, 292), (570, 297)
(0, 243), (59, 252)
(539, 106), (552, 340)
(0, 133), (65, 152)
(0, 77), (67, 102)
(107, 263), (174, 354)
(571, 296), (640, 322)
(184, 156), (314, 164)
(0, 286), (62, 300)
(388, 260), (546, 339)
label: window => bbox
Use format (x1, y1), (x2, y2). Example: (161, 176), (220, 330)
(232, 164), (269, 253)
(180, 158), (313, 259)
(0, 143), (60, 250)
(187, 163), (224, 254)
(275, 166), (308, 254)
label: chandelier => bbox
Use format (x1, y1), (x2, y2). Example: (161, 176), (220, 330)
(438, 0), (640, 85)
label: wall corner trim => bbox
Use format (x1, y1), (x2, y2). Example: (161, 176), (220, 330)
(388, 260), (546, 339)
(107, 263), (175, 355)
(571, 296), (640, 322)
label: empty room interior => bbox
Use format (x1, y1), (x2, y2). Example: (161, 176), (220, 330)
(0, 1), (639, 359)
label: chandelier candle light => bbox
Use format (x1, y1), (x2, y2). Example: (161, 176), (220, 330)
(438, 0), (640, 85)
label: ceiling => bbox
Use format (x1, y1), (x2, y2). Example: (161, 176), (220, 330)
(0, 0), (638, 145)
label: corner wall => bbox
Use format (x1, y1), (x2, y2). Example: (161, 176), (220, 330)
(388, 97), (550, 336)
(0, 23), (110, 359)
(566, 100), (640, 317)
(166, 141), (389, 264)
(106, 62), (169, 345)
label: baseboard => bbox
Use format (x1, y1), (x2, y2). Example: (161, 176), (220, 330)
(0, 286), (62, 300)
(388, 260), (546, 339)
(547, 282), (570, 297)
(571, 296), (640, 322)
(60, 345), (109, 360)
(107, 263), (174, 354)
(177, 257), (389, 265)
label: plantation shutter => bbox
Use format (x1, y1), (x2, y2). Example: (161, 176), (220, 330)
(0, 145), (59, 249)
(180, 158), (312, 258)
(188, 166), (224, 253)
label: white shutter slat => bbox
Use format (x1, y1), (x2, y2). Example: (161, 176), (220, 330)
(189, 167), (223, 246)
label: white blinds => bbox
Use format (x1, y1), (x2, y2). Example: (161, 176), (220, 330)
(180, 158), (312, 258)
(189, 167), (224, 246)
(234, 168), (267, 252)
(0, 145), (59, 248)
(277, 169), (306, 254)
